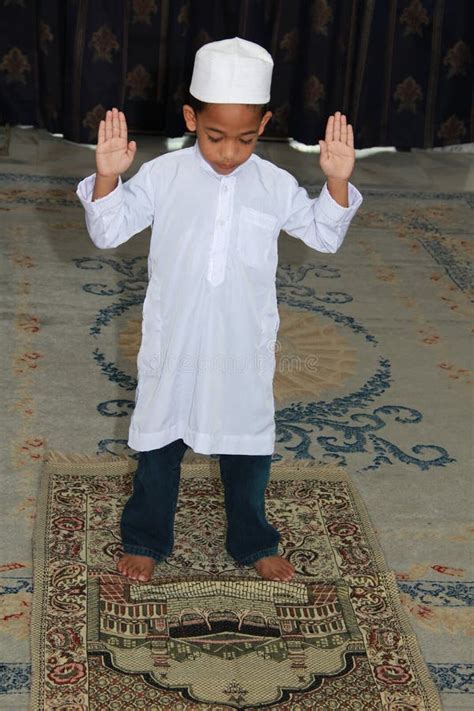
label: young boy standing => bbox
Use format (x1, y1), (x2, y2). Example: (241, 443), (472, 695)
(76, 37), (363, 584)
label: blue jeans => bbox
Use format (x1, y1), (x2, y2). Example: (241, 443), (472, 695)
(120, 438), (281, 565)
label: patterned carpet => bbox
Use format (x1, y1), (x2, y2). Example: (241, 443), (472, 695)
(31, 453), (441, 709)
(0, 127), (472, 708)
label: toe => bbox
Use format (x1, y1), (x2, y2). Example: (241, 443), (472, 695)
(279, 563), (294, 581)
(128, 566), (138, 580)
(117, 561), (127, 575)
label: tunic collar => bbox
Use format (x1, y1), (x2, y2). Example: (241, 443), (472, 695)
(193, 140), (250, 179)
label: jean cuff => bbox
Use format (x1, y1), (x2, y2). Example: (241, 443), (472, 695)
(234, 545), (280, 566)
(122, 543), (168, 563)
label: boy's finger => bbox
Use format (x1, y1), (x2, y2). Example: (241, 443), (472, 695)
(347, 124), (354, 148)
(119, 111), (127, 139)
(97, 119), (105, 144)
(112, 108), (120, 137)
(333, 111), (340, 142)
(340, 114), (347, 143)
(325, 115), (333, 143)
(105, 110), (112, 141)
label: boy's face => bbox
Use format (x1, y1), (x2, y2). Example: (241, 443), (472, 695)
(182, 103), (272, 175)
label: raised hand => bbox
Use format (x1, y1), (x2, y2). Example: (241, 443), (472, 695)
(96, 107), (137, 178)
(319, 111), (355, 181)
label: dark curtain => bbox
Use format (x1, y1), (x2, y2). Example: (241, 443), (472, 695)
(0, 0), (471, 148)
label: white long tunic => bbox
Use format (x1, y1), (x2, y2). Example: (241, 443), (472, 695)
(76, 141), (363, 455)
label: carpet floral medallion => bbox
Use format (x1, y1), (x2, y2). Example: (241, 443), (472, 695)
(31, 452), (441, 710)
(74, 253), (458, 471)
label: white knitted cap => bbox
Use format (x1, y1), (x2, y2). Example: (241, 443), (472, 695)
(189, 37), (273, 104)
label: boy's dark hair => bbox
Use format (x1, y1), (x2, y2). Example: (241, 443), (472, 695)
(187, 92), (270, 117)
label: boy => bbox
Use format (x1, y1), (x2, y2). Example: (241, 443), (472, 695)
(76, 37), (363, 584)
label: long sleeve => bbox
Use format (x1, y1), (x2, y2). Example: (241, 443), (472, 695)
(75, 160), (156, 249)
(280, 175), (363, 253)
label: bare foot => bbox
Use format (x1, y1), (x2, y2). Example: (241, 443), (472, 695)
(253, 555), (295, 582)
(116, 553), (155, 582)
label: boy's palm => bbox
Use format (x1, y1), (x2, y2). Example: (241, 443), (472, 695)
(318, 111), (355, 181)
(96, 108), (136, 177)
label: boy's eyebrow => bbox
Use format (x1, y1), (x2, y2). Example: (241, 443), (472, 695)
(205, 127), (258, 136)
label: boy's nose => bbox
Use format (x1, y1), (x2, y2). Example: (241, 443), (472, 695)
(221, 152), (235, 163)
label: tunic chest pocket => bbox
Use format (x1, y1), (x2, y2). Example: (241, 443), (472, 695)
(237, 206), (278, 268)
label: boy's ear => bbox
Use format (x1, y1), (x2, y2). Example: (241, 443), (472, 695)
(258, 110), (273, 136)
(183, 104), (197, 132)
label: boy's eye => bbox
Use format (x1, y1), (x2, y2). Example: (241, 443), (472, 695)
(206, 135), (254, 145)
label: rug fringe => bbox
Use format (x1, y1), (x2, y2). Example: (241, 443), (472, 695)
(270, 459), (337, 469)
(44, 449), (131, 464)
(44, 450), (339, 467)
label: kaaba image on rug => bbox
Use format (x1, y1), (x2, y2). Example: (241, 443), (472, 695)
(31, 452), (442, 710)
(88, 577), (364, 705)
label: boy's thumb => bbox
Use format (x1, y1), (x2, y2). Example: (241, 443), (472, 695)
(129, 140), (136, 151)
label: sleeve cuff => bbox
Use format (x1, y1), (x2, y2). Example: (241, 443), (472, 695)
(318, 181), (363, 222)
(75, 173), (123, 212)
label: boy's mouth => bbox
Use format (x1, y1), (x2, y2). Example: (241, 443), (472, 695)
(215, 163), (237, 173)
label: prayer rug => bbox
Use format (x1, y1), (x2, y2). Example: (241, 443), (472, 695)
(30, 451), (441, 710)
